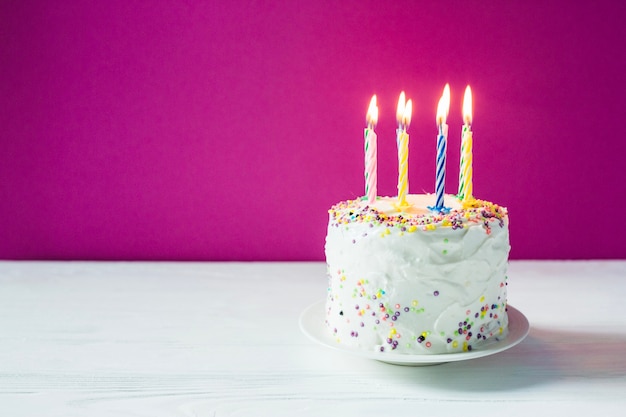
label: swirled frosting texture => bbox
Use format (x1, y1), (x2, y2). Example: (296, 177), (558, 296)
(325, 194), (510, 354)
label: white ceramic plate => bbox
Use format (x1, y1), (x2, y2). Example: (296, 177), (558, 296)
(299, 300), (529, 366)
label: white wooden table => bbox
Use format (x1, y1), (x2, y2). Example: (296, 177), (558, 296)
(1, 261), (625, 416)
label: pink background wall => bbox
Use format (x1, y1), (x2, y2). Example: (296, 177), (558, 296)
(1, 1), (625, 261)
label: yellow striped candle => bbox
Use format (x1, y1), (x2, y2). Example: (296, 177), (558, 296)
(364, 95), (378, 205)
(395, 92), (412, 207)
(459, 86), (473, 201)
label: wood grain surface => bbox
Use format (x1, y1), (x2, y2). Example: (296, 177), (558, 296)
(1, 261), (625, 416)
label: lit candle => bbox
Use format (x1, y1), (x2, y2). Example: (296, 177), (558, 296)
(433, 84), (450, 211)
(364, 95), (378, 205)
(396, 92), (412, 207)
(459, 86), (473, 201)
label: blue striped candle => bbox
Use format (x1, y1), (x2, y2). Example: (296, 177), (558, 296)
(435, 124), (448, 208)
(431, 84), (450, 212)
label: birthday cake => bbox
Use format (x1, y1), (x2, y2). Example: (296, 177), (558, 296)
(324, 194), (510, 354)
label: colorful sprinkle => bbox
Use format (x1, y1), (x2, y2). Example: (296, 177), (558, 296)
(329, 197), (507, 233)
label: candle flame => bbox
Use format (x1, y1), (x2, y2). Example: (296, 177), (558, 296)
(463, 85), (472, 125)
(404, 99), (412, 128)
(396, 91), (406, 124)
(436, 83), (451, 126)
(366, 95), (378, 126)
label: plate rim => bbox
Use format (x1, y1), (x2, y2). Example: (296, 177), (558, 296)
(299, 299), (530, 365)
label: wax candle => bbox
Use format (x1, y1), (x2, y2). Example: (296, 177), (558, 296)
(433, 84), (450, 211)
(459, 86), (473, 201)
(364, 95), (378, 205)
(396, 92), (412, 207)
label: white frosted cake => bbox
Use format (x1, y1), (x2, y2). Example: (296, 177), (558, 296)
(324, 194), (510, 354)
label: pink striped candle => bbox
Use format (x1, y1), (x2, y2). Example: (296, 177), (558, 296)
(364, 95), (378, 204)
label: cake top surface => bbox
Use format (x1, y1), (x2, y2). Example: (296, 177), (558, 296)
(329, 194), (507, 232)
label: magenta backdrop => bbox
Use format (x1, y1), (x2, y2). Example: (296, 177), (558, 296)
(1, 1), (625, 260)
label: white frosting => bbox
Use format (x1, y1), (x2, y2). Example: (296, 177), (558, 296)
(324, 194), (510, 354)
